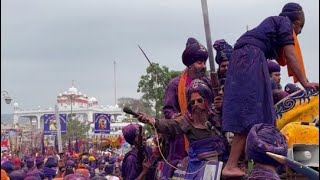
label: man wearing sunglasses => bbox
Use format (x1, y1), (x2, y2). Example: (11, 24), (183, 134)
(137, 79), (227, 179)
(162, 37), (213, 179)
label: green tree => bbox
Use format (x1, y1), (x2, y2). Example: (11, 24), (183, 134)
(137, 63), (182, 118)
(62, 117), (90, 144)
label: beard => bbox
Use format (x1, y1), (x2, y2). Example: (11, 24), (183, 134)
(194, 68), (207, 78)
(191, 107), (208, 124)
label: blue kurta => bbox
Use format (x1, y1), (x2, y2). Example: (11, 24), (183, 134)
(222, 16), (294, 134)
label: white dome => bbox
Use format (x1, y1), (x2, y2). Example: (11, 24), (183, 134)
(90, 97), (97, 102)
(114, 104), (119, 108)
(13, 103), (19, 107)
(78, 92), (82, 95)
(68, 86), (78, 94)
(83, 94), (87, 97)
(63, 91), (67, 95)
(58, 93), (62, 96)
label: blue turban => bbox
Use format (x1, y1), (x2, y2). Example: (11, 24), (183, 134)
(182, 37), (208, 67)
(35, 156), (44, 167)
(246, 123), (288, 167)
(1, 161), (15, 173)
(66, 160), (75, 167)
(25, 157), (35, 168)
(108, 157), (117, 164)
(42, 167), (57, 179)
(284, 83), (301, 94)
(44, 156), (58, 168)
(187, 79), (213, 113)
(104, 164), (115, 174)
(82, 157), (89, 165)
(122, 124), (140, 145)
(9, 170), (26, 180)
(213, 39), (233, 65)
(268, 60), (281, 74)
(279, 2), (304, 23)
(25, 170), (42, 180)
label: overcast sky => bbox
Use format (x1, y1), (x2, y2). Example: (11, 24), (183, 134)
(1, 0), (319, 114)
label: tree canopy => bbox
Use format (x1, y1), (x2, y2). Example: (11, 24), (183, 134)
(137, 63), (182, 118)
(62, 117), (90, 144)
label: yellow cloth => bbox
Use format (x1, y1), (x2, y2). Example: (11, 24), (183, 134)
(277, 30), (306, 83)
(178, 70), (190, 152)
(280, 122), (319, 148)
(275, 90), (319, 130)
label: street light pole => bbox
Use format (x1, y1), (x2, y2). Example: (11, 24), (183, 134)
(1, 90), (12, 104)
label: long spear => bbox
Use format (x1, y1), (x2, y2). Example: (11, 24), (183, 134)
(200, 0), (220, 97)
(137, 45), (167, 88)
(266, 152), (319, 180)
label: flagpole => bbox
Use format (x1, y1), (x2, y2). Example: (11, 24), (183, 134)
(55, 104), (63, 154)
(114, 61), (117, 105)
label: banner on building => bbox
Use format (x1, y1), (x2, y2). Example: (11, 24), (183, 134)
(43, 114), (67, 135)
(94, 113), (111, 134)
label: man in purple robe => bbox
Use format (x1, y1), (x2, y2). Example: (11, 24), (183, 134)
(213, 39), (233, 80)
(121, 124), (153, 180)
(268, 60), (282, 90)
(137, 79), (227, 180)
(222, 2), (319, 178)
(162, 37), (213, 178)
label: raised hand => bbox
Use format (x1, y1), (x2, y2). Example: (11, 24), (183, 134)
(137, 113), (155, 125)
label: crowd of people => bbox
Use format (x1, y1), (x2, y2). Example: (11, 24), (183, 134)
(1, 2), (319, 180)
(1, 150), (123, 180)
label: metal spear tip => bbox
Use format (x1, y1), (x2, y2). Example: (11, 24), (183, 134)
(266, 152), (286, 164)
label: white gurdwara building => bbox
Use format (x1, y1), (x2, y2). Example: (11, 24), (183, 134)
(12, 86), (132, 137)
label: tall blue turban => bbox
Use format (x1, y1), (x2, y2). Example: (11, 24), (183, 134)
(246, 123), (288, 167)
(279, 2), (304, 23)
(182, 37), (208, 67)
(213, 39), (233, 65)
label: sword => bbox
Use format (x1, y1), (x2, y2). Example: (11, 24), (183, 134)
(200, 0), (220, 97)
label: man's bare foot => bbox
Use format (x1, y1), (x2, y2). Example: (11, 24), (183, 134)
(222, 166), (246, 177)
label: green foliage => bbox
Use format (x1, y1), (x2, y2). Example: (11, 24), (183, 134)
(137, 63), (182, 118)
(62, 117), (90, 144)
